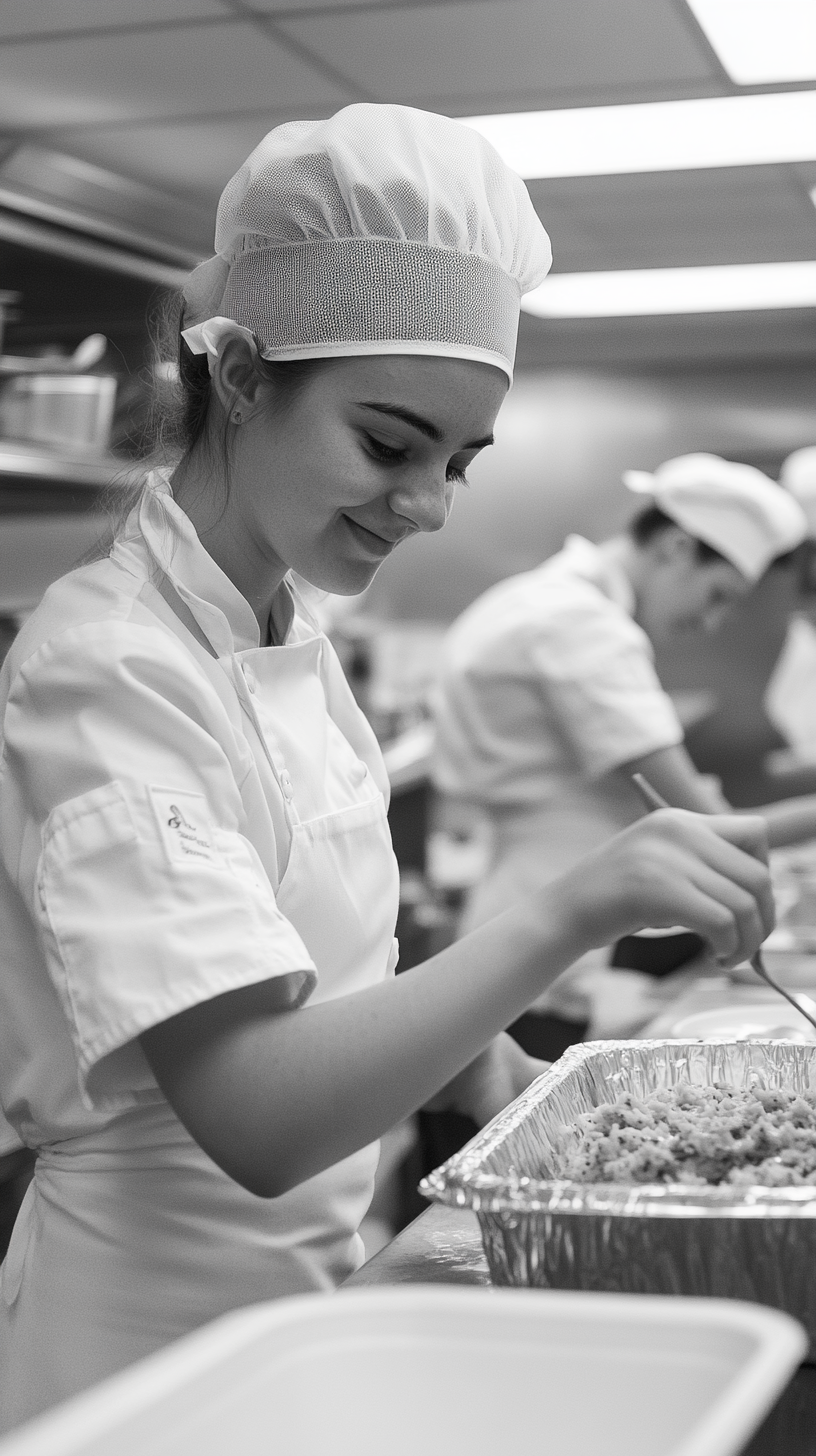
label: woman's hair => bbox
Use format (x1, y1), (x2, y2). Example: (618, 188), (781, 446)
(629, 502), (800, 575)
(629, 504), (726, 565)
(95, 291), (328, 548)
(157, 290), (327, 459)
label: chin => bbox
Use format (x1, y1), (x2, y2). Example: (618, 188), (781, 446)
(296, 558), (382, 597)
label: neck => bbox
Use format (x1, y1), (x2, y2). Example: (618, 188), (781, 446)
(170, 452), (288, 638)
(596, 534), (645, 612)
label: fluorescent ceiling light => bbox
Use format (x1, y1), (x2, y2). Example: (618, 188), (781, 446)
(521, 261), (816, 317)
(686, 0), (816, 85)
(462, 91), (816, 178)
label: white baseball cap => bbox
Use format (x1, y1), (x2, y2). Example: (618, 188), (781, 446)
(623, 453), (807, 582)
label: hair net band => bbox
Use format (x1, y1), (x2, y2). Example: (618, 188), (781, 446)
(182, 237), (522, 383)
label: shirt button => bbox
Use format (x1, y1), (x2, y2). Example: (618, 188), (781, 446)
(280, 770), (293, 800)
(244, 667), (257, 694)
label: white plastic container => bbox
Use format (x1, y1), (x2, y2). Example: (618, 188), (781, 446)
(0, 1286), (805, 1456)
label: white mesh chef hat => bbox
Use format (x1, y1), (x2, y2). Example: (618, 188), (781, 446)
(181, 104), (552, 384)
(780, 447), (816, 537)
(623, 453), (807, 582)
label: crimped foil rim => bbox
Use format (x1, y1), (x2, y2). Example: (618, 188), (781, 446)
(420, 1039), (816, 1218)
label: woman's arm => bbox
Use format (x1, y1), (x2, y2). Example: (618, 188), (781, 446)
(141, 808), (772, 1198)
(757, 794), (816, 848)
(620, 745), (816, 847)
(616, 743), (730, 814)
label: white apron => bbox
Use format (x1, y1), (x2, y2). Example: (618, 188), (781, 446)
(0, 631), (399, 1430)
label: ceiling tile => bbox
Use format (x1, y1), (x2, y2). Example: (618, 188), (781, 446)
(64, 117), (291, 220)
(528, 166), (816, 272)
(0, 145), (212, 254)
(0, 21), (350, 129)
(0, 0), (228, 38)
(278, 0), (720, 110)
(515, 307), (816, 370)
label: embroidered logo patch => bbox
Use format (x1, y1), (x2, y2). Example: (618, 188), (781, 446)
(149, 788), (223, 868)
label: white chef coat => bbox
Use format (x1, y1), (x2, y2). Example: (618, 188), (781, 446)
(766, 615), (816, 756)
(433, 536), (683, 938)
(0, 471), (400, 1429)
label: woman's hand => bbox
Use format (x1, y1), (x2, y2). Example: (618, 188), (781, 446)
(544, 809), (774, 970)
(424, 1032), (550, 1127)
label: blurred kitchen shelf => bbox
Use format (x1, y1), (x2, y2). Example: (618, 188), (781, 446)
(0, 438), (143, 513)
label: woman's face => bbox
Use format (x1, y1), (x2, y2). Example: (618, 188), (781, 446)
(220, 352), (507, 596)
(635, 530), (750, 643)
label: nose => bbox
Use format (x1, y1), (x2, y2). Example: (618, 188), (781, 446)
(388, 470), (452, 535)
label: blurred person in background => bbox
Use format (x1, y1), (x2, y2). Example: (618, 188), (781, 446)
(765, 447), (816, 768)
(433, 454), (816, 1055)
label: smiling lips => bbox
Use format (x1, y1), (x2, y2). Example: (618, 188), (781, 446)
(343, 516), (409, 554)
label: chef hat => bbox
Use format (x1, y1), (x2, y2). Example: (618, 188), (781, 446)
(780, 447), (816, 537)
(181, 103), (552, 384)
(623, 453), (807, 582)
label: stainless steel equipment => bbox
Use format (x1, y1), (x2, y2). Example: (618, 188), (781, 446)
(0, 371), (117, 453)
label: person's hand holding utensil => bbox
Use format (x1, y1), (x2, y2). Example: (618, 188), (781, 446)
(631, 772), (816, 1036)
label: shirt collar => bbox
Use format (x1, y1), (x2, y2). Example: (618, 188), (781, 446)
(558, 534), (637, 617)
(132, 469), (315, 656)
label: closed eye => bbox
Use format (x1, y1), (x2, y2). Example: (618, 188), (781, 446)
(364, 434), (407, 465)
(365, 433), (470, 485)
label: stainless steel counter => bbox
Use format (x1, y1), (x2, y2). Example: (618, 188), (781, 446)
(347, 1204), (489, 1289)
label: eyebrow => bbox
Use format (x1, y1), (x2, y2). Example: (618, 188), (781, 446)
(358, 401), (494, 451)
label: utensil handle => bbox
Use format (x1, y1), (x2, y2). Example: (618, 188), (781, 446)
(631, 773), (670, 813)
(751, 955), (816, 1034)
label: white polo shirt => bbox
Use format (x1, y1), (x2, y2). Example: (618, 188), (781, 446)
(433, 535), (683, 815)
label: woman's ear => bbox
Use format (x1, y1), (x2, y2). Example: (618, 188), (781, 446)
(210, 333), (264, 423)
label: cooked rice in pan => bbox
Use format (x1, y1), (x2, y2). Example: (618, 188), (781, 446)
(562, 1081), (816, 1187)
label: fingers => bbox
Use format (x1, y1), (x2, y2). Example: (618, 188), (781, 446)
(646, 811), (775, 944)
(552, 807), (775, 973)
(704, 812), (769, 864)
(648, 880), (743, 964)
(684, 863), (767, 964)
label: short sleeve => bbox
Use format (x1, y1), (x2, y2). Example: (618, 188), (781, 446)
(529, 593), (683, 779)
(1, 622), (316, 1111)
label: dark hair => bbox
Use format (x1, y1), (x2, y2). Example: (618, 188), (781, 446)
(93, 292), (329, 550)
(629, 504), (726, 565)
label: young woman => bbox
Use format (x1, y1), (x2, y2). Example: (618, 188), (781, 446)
(0, 105), (774, 1428)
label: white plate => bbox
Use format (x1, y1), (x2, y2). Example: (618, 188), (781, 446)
(669, 1001), (816, 1043)
(727, 950), (816, 989)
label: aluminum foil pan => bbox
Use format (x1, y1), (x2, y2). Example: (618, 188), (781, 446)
(420, 1040), (816, 1355)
